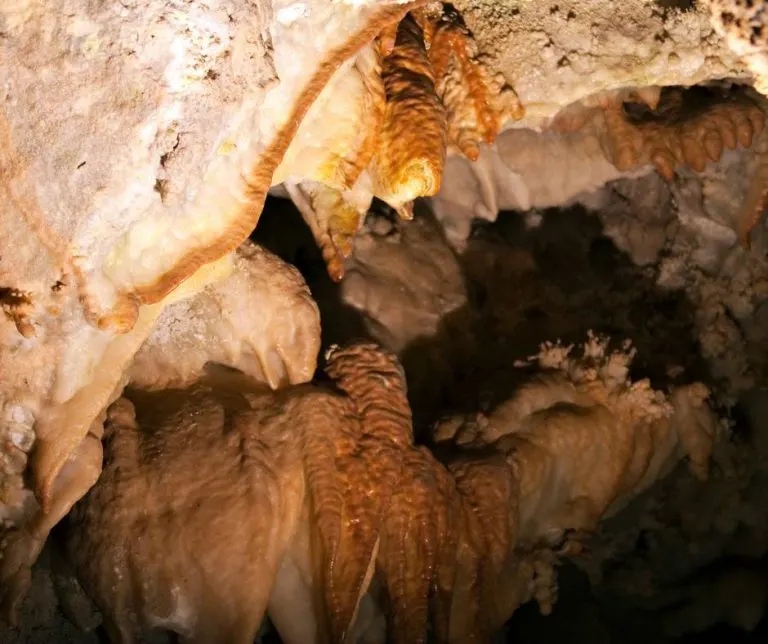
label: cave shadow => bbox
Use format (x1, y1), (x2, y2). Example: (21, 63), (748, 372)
(504, 557), (768, 644)
(253, 196), (715, 443)
(250, 196), (736, 643)
(400, 204), (714, 440)
(4, 199), (737, 644)
(252, 197), (469, 433)
(251, 195), (371, 351)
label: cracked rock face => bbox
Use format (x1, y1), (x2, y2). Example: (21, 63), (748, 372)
(3, 0), (768, 638)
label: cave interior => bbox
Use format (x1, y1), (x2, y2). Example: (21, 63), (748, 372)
(4, 0), (768, 643)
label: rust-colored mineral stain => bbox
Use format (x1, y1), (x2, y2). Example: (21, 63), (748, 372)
(118, 2), (431, 311)
(0, 287), (35, 338)
(598, 87), (768, 181)
(738, 161), (768, 249)
(427, 4), (523, 161)
(370, 13), (447, 215)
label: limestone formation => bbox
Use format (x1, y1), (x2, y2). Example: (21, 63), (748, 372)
(60, 339), (716, 643)
(3, 0), (768, 637)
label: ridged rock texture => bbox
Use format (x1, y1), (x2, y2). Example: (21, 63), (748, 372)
(0, 0), (426, 620)
(58, 339), (717, 643)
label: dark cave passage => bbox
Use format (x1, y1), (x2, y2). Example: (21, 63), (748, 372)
(505, 558), (768, 644)
(253, 196), (711, 435)
(5, 186), (766, 644)
(245, 195), (757, 644)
